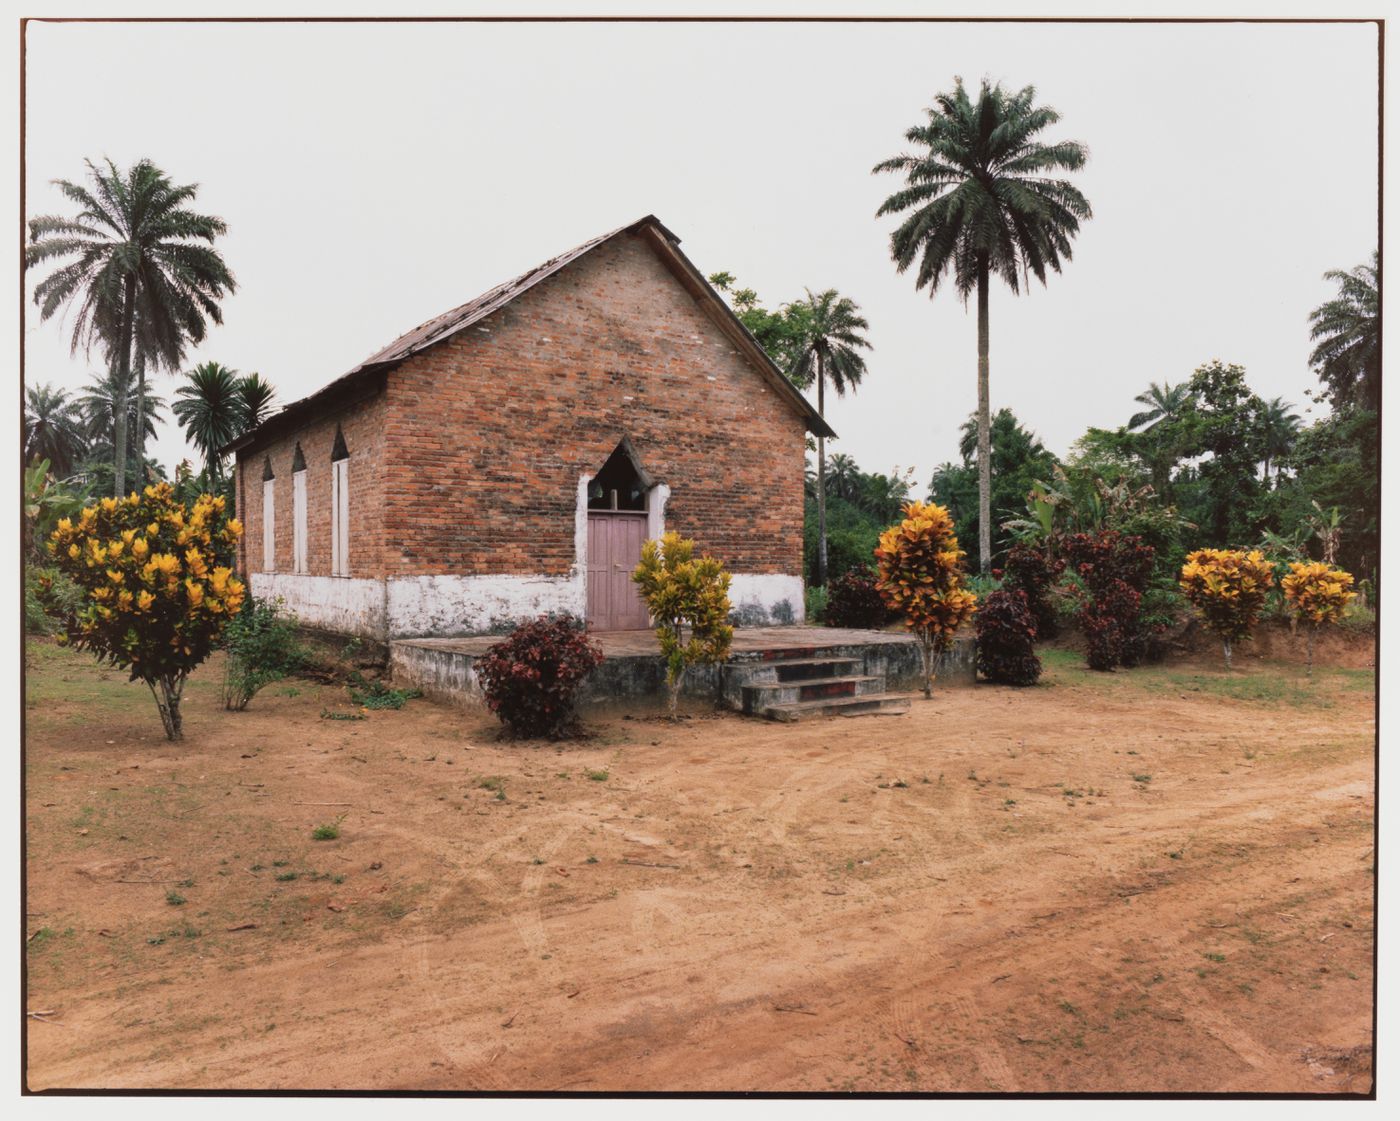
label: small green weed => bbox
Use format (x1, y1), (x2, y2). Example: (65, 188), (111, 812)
(347, 674), (422, 711)
(585, 770), (609, 782)
(165, 890), (186, 906)
(312, 813), (348, 841)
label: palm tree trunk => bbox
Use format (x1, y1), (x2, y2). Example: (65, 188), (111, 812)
(976, 259), (992, 575)
(111, 274), (136, 498)
(815, 352), (829, 588)
(133, 349), (147, 487)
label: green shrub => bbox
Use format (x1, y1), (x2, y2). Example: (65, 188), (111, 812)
(221, 595), (308, 711)
(804, 585), (827, 624)
(25, 566), (82, 634)
(347, 675), (422, 710)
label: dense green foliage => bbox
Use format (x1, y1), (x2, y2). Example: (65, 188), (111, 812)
(221, 595), (308, 711)
(930, 409), (1060, 569)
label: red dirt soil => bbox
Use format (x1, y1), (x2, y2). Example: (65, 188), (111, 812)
(24, 639), (1374, 1093)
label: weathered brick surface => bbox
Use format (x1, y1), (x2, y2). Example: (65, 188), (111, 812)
(235, 393), (388, 579)
(236, 229), (806, 583)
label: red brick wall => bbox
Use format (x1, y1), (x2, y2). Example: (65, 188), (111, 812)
(381, 231), (807, 577)
(235, 392), (389, 579)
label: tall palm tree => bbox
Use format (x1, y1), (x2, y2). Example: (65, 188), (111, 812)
(874, 79), (1091, 573)
(788, 288), (872, 586)
(236, 372), (278, 431)
(173, 362), (246, 480)
(26, 158), (236, 496)
(1259, 396), (1300, 485)
(1127, 380), (1192, 499)
(77, 366), (166, 466)
(1308, 250), (1379, 412)
(826, 452), (860, 503)
(1127, 380), (1191, 433)
(24, 382), (88, 478)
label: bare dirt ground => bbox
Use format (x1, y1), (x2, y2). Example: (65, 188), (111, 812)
(24, 636), (1375, 1093)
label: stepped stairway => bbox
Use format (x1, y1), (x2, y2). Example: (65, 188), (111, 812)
(731, 649), (911, 722)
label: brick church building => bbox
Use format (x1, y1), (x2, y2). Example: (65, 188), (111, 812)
(228, 215), (830, 642)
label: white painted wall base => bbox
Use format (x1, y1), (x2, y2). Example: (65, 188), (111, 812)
(386, 574), (583, 637)
(250, 573), (387, 639)
(252, 569), (804, 638)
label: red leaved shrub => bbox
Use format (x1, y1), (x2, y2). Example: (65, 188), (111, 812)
(1061, 532), (1155, 671)
(975, 588), (1042, 686)
(823, 566), (890, 630)
(476, 616), (605, 739)
(1000, 542), (1066, 639)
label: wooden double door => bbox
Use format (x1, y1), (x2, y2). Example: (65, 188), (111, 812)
(586, 511), (651, 631)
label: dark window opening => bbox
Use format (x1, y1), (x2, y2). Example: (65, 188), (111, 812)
(291, 442), (306, 472)
(331, 426), (349, 462)
(587, 440), (651, 511)
(262, 456), (275, 481)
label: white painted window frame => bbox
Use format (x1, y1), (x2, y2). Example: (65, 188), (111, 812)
(262, 478), (276, 572)
(331, 457), (349, 577)
(293, 470), (308, 575)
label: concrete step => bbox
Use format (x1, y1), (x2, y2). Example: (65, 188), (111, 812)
(758, 691), (913, 722)
(742, 674), (886, 712)
(766, 656), (863, 682)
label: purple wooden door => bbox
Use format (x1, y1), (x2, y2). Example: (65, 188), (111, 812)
(587, 513), (651, 630)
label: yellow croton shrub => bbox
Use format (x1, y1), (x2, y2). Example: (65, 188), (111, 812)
(874, 500), (978, 697)
(1281, 561), (1356, 673)
(632, 531), (734, 720)
(44, 482), (244, 740)
(1178, 548), (1273, 668)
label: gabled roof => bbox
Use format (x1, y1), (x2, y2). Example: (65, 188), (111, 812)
(226, 215), (833, 456)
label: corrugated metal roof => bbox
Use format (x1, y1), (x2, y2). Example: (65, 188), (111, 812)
(225, 214), (831, 455)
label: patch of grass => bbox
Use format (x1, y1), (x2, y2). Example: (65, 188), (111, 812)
(1204, 952), (1227, 963)
(275, 871), (299, 882)
(347, 675), (422, 710)
(164, 890), (186, 906)
(585, 769), (609, 782)
(1132, 774), (1152, 784)
(320, 709), (366, 721)
(586, 855), (599, 864)
(311, 813), (347, 842)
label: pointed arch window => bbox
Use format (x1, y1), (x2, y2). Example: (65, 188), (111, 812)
(330, 427), (350, 577)
(261, 457), (276, 572)
(292, 443), (308, 575)
(586, 438), (653, 511)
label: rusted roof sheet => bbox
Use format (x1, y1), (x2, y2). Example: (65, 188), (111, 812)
(225, 214), (831, 455)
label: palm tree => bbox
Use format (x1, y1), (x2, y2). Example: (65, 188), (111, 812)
(24, 382), (88, 478)
(173, 362), (246, 480)
(26, 158), (236, 496)
(77, 366), (167, 473)
(1308, 251), (1379, 412)
(874, 79), (1091, 573)
(788, 288), (872, 586)
(1127, 381), (1191, 433)
(1127, 380), (1191, 499)
(1259, 396), (1300, 485)
(236, 372), (278, 431)
(826, 453), (860, 503)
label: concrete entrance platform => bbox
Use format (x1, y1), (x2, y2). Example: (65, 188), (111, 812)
(389, 625), (976, 711)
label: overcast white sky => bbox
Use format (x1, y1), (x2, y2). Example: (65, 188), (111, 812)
(22, 18), (1378, 490)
